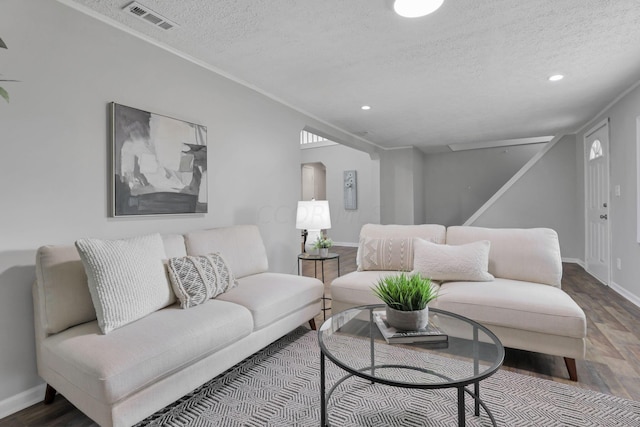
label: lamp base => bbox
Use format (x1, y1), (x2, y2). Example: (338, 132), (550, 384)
(301, 229), (308, 253)
(305, 229), (322, 254)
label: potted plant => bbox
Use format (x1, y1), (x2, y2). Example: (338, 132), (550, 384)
(372, 273), (438, 331)
(313, 235), (333, 257)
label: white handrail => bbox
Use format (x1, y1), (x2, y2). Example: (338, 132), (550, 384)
(463, 134), (565, 225)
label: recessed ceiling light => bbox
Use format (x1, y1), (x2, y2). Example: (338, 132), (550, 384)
(548, 74), (564, 82)
(394, 0), (444, 18)
(361, 105), (371, 110)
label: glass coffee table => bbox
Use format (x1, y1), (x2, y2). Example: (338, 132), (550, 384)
(318, 305), (504, 427)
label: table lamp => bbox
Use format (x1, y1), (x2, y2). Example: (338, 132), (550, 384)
(296, 200), (331, 253)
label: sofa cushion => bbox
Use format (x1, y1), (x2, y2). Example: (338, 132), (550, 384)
(75, 233), (174, 334)
(446, 226), (562, 287)
(412, 239), (494, 282)
(432, 279), (586, 339)
(40, 300), (253, 404)
(35, 245), (97, 335)
(168, 253), (237, 309)
(356, 224), (446, 271)
(35, 234), (187, 335)
(331, 271), (440, 307)
(216, 273), (323, 330)
(185, 225), (269, 279)
(162, 234), (188, 259)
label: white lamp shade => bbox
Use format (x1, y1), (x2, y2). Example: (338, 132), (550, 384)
(394, 0), (444, 18)
(296, 200), (331, 230)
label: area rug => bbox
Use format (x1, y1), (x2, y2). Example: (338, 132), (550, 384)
(136, 328), (640, 426)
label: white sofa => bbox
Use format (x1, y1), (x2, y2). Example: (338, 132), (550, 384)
(331, 224), (587, 381)
(33, 225), (323, 427)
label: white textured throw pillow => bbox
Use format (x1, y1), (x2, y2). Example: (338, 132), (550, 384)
(168, 253), (237, 309)
(412, 239), (494, 282)
(75, 233), (174, 334)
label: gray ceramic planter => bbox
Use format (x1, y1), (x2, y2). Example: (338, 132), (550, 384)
(385, 306), (429, 331)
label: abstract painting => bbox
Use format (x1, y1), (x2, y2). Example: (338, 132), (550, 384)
(344, 170), (357, 210)
(111, 103), (207, 216)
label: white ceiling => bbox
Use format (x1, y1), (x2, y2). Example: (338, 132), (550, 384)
(65, 0), (640, 151)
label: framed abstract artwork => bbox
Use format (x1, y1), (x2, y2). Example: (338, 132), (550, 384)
(110, 103), (207, 216)
(344, 170), (357, 210)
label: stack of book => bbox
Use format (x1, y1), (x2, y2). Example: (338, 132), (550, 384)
(374, 311), (448, 344)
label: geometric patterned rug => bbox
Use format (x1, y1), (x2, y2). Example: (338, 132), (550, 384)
(136, 328), (640, 427)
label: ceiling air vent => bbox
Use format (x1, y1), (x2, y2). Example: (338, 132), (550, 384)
(123, 1), (179, 31)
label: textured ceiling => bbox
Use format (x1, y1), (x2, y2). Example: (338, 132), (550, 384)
(65, 0), (640, 150)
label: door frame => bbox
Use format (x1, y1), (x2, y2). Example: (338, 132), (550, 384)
(583, 117), (611, 286)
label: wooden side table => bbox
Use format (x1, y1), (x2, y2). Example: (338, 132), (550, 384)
(298, 252), (340, 320)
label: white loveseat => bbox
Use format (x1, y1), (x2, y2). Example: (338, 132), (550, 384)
(331, 224), (586, 381)
(33, 225), (323, 427)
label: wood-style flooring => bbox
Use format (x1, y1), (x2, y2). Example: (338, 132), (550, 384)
(2, 246), (639, 426)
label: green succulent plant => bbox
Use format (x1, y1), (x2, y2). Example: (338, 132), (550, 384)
(372, 273), (438, 312)
(313, 235), (333, 249)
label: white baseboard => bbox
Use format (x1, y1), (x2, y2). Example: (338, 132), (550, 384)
(562, 257), (585, 268)
(333, 241), (358, 247)
(609, 281), (640, 309)
(0, 383), (45, 419)
(581, 263), (640, 308)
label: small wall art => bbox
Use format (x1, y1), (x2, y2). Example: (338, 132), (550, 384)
(110, 103), (208, 216)
(344, 170), (357, 210)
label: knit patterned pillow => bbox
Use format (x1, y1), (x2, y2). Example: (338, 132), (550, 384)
(357, 237), (415, 272)
(411, 239), (495, 282)
(75, 233), (174, 334)
(168, 253), (237, 309)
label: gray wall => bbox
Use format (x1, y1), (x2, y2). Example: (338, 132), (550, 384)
(423, 144), (545, 225)
(470, 135), (582, 260)
(576, 83), (640, 301)
(0, 0), (364, 409)
(301, 144), (380, 244)
(412, 149), (426, 224)
(379, 148), (420, 224)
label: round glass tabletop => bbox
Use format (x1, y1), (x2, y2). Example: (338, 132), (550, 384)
(318, 304), (504, 389)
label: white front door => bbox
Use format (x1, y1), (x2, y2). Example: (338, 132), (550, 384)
(585, 120), (610, 285)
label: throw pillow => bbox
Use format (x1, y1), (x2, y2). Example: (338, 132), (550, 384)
(412, 239), (494, 282)
(357, 237), (415, 271)
(168, 253), (237, 309)
(75, 233), (174, 334)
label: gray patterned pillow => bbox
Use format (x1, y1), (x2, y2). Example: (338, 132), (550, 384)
(168, 253), (237, 309)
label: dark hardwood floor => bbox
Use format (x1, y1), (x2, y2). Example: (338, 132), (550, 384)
(2, 245), (638, 426)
